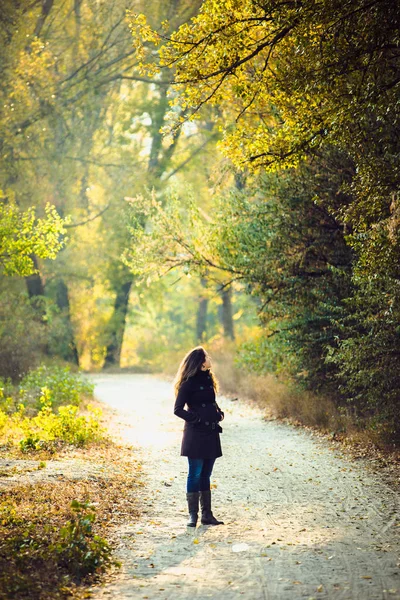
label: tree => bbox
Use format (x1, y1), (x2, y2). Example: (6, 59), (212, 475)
(102, 1), (216, 366)
(131, 0), (400, 259)
(0, 0), (143, 367)
(129, 0), (400, 439)
(0, 197), (65, 277)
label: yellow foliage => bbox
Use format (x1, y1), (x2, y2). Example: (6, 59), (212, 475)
(0, 393), (106, 451)
(128, 0), (358, 171)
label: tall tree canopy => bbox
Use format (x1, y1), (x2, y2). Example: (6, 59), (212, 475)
(0, 0), (239, 375)
(129, 0), (400, 440)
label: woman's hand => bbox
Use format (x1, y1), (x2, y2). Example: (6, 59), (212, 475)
(188, 410), (201, 424)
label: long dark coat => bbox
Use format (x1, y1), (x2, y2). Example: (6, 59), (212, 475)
(173, 368), (224, 459)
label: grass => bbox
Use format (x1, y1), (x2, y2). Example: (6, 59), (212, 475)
(0, 437), (143, 599)
(0, 364), (144, 599)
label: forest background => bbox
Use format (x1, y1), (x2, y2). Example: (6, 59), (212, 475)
(1, 0), (400, 447)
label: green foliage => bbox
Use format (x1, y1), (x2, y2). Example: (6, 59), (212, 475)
(0, 364), (103, 451)
(0, 377), (14, 411)
(124, 189), (203, 280)
(235, 331), (293, 376)
(216, 167), (354, 390)
(127, 161), (352, 388)
(129, 1), (400, 442)
(325, 274), (400, 441)
(0, 0), (211, 374)
(0, 495), (115, 598)
(0, 499), (23, 527)
(20, 364), (94, 410)
(52, 499), (113, 578)
(0, 396), (105, 451)
(134, 0), (400, 197)
(0, 197), (66, 277)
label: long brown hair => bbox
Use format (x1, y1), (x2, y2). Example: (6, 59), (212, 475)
(174, 346), (219, 397)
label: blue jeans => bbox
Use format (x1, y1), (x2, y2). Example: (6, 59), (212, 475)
(187, 458), (216, 493)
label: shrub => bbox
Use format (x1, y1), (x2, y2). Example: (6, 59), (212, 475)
(19, 403), (105, 452)
(0, 494), (116, 598)
(325, 274), (400, 443)
(19, 364), (94, 410)
(0, 366), (102, 452)
(0, 390), (105, 451)
(52, 499), (113, 578)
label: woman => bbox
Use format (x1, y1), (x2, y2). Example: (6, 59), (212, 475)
(173, 346), (225, 527)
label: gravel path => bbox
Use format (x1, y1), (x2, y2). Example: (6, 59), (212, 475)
(90, 373), (400, 600)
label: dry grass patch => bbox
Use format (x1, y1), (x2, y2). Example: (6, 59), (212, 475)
(213, 351), (343, 430)
(0, 442), (142, 600)
(210, 348), (400, 483)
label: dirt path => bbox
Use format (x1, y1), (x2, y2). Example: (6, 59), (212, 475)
(90, 374), (400, 600)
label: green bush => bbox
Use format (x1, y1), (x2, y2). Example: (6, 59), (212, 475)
(0, 366), (102, 452)
(325, 274), (400, 442)
(21, 402), (105, 452)
(0, 379), (15, 413)
(0, 497), (115, 597)
(52, 499), (113, 578)
(19, 364), (94, 410)
(0, 389), (105, 451)
(236, 330), (296, 377)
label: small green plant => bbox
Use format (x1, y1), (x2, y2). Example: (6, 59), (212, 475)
(16, 402), (106, 451)
(55, 403), (105, 446)
(0, 500), (23, 527)
(19, 434), (42, 453)
(0, 380), (15, 413)
(52, 499), (113, 578)
(1, 386), (105, 451)
(0, 408), (7, 433)
(20, 364), (94, 410)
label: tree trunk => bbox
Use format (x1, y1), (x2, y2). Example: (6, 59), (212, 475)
(148, 86), (169, 179)
(196, 276), (208, 342)
(25, 255), (47, 320)
(54, 278), (79, 365)
(25, 255), (45, 298)
(33, 0), (54, 38)
(102, 84), (178, 369)
(234, 170), (246, 191)
(104, 280), (133, 367)
(221, 284), (235, 340)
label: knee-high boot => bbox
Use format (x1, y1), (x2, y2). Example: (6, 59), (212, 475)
(186, 491), (199, 527)
(199, 490), (224, 525)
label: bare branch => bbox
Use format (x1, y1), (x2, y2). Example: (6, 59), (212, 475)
(64, 204), (110, 228)
(164, 133), (218, 180)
